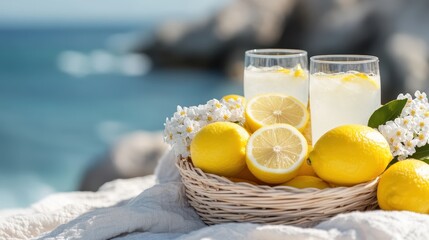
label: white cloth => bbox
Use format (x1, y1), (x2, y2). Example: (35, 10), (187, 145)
(1, 149), (429, 239)
(0, 176), (156, 239)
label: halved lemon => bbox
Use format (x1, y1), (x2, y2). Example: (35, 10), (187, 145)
(245, 94), (309, 133)
(246, 124), (308, 184)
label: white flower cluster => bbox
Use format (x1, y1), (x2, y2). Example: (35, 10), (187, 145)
(378, 91), (429, 160)
(164, 98), (245, 158)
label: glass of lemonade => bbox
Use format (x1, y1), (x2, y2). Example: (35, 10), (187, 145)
(310, 55), (381, 143)
(244, 49), (309, 105)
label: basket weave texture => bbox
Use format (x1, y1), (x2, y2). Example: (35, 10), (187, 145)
(177, 158), (379, 227)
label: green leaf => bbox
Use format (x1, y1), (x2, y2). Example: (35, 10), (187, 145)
(367, 99), (407, 128)
(410, 144), (429, 160)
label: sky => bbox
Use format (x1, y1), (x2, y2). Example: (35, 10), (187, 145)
(0, 0), (230, 27)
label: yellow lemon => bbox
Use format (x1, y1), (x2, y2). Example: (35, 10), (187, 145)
(280, 175), (329, 189)
(276, 67), (291, 74)
(341, 72), (380, 89)
(245, 94), (309, 133)
(297, 145), (316, 176)
(303, 103), (312, 145)
(235, 166), (265, 184)
(297, 158), (317, 177)
(246, 124), (308, 184)
(309, 124), (392, 186)
(293, 64), (306, 78)
(377, 159), (429, 213)
(227, 177), (257, 185)
(302, 119), (312, 146)
(276, 65), (307, 78)
(190, 122), (250, 177)
(222, 94), (246, 104)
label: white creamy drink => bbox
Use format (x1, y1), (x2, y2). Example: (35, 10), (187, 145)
(310, 71), (381, 142)
(244, 65), (309, 106)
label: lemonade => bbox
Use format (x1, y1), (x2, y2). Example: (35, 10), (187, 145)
(310, 71), (381, 143)
(309, 55), (381, 143)
(244, 49), (308, 105)
(244, 65), (309, 105)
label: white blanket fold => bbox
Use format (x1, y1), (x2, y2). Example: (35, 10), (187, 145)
(41, 183), (204, 239)
(1, 149), (428, 240)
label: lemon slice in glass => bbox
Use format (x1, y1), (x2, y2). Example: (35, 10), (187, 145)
(341, 72), (380, 89)
(246, 124), (308, 184)
(276, 65), (306, 78)
(245, 94), (309, 132)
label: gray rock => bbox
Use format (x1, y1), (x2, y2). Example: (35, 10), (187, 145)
(138, 0), (429, 101)
(79, 131), (168, 191)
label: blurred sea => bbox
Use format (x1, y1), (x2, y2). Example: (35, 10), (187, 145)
(0, 26), (242, 209)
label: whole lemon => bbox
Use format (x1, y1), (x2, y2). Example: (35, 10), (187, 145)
(297, 145), (316, 177)
(190, 122), (250, 177)
(309, 124), (392, 186)
(280, 175), (329, 189)
(377, 159), (429, 213)
(235, 166), (265, 184)
(297, 159), (317, 177)
(227, 177), (257, 185)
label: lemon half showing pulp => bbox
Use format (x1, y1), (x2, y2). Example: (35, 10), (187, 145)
(245, 94), (309, 133)
(246, 124), (308, 184)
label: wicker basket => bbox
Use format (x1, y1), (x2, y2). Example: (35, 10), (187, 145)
(177, 158), (379, 227)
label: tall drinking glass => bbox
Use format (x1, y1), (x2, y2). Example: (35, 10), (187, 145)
(310, 55), (381, 143)
(244, 49), (308, 105)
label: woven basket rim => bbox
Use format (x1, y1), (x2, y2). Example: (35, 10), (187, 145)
(176, 157), (380, 193)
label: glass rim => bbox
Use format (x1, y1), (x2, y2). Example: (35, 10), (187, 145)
(310, 55), (378, 64)
(245, 49), (307, 58)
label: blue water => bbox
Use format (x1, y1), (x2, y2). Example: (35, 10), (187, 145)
(0, 27), (242, 208)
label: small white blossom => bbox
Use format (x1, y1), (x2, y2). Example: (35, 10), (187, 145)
(394, 116), (414, 131)
(164, 97), (245, 158)
(416, 131), (429, 147)
(379, 121), (400, 145)
(378, 90), (429, 160)
(403, 139), (419, 157)
(397, 93), (413, 104)
(414, 117), (429, 132)
(415, 90), (428, 104)
(394, 143), (409, 160)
